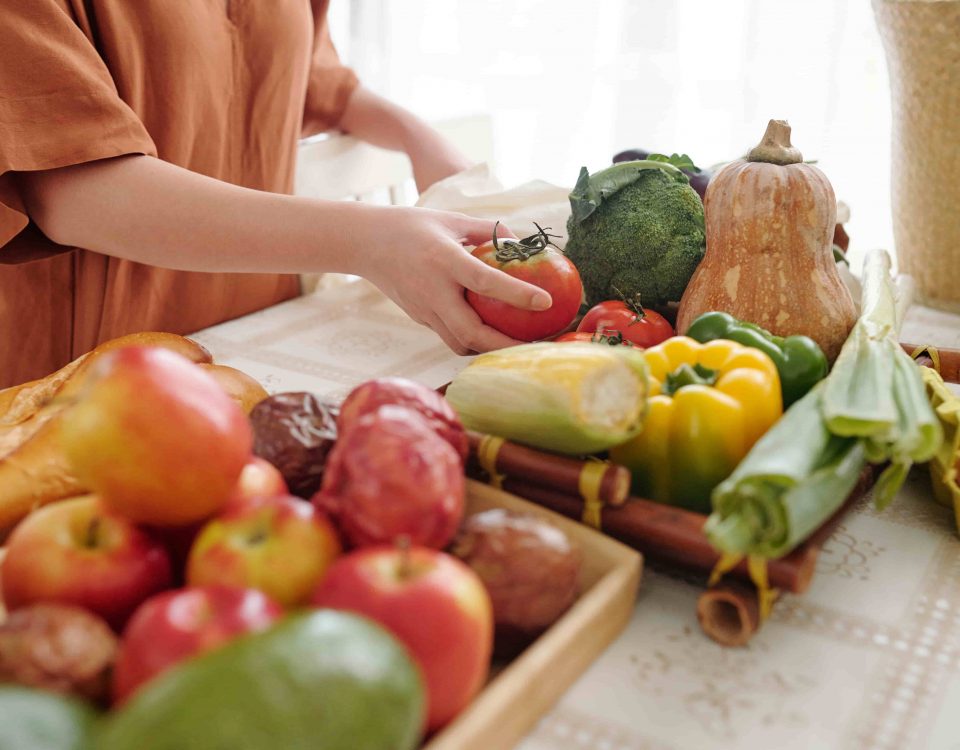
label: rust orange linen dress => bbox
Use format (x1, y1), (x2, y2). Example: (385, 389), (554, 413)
(0, 0), (359, 388)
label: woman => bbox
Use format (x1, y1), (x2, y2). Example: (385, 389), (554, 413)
(0, 0), (551, 388)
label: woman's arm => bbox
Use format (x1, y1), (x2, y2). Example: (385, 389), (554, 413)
(337, 86), (473, 192)
(18, 155), (551, 354)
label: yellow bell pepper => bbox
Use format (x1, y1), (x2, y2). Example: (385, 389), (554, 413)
(610, 336), (782, 513)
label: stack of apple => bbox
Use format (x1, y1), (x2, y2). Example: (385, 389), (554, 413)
(0, 346), (493, 737)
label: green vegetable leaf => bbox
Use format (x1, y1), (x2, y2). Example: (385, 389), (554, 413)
(647, 153), (701, 173)
(569, 167), (599, 225)
(569, 160), (688, 224)
(872, 460), (910, 510)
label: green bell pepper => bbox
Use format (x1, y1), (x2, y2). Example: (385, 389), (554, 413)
(685, 311), (828, 407)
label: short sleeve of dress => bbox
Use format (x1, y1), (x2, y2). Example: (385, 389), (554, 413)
(303, 0), (360, 135)
(0, 0), (157, 249)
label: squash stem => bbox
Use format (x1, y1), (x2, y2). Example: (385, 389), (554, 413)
(747, 120), (803, 165)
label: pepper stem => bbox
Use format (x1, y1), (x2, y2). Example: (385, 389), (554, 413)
(662, 363), (718, 396)
(747, 120), (803, 166)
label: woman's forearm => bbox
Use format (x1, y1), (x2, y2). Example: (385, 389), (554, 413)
(16, 151), (553, 355)
(17, 154), (371, 274)
(338, 86), (473, 191)
(337, 86), (420, 153)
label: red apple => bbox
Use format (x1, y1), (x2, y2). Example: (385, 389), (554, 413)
(60, 346), (253, 527)
(315, 406), (465, 550)
(1, 496), (172, 630)
(311, 545), (493, 731)
(338, 378), (469, 462)
(230, 456), (288, 502)
(186, 495), (342, 607)
(112, 585), (283, 705)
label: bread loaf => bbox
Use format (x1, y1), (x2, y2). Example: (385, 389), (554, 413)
(197, 363), (268, 414)
(0, 333), (262, 537)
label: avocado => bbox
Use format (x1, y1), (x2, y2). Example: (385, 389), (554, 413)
(0, 686), (97, 750)
(98, 610), (425, 750)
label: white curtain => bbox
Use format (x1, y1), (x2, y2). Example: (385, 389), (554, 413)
(330, 0), (893, 266)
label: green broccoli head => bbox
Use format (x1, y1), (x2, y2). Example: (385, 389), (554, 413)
(564, 163), (706, 308)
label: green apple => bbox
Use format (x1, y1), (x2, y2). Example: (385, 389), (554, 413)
(186, 495), (342, 607)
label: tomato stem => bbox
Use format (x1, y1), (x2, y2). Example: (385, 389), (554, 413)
(593, 329), (632, 347)
(611, 286), (647, 323)
(491, 221), (562, 263)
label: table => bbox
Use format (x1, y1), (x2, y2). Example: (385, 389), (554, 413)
(192, 279), (960, 750)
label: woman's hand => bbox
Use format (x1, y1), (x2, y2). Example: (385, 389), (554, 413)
(351, 206), (553, 355)
(403, 129), (474, 193)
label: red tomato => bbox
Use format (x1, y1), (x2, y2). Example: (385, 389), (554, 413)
(554, 331), (633, 346)
(577, 300), (674, 348)
(466, 224), (583, 341)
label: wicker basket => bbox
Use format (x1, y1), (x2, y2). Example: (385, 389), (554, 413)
(873, 0), (960, 312)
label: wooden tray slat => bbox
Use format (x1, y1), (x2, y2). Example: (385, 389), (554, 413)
(425, 480), (642, 750)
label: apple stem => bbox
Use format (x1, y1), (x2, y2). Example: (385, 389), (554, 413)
(247, 527), (269, 546)
(85, 517), (101, 549)
(397, 535), (412, 580)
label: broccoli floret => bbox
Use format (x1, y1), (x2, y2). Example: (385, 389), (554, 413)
(564, 164), (706, 308)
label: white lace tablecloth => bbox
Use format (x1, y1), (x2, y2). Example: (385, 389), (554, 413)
(192, 280), (960, 750)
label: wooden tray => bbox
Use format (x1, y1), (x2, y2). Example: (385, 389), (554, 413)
(0, 483), (642, 750)
(424, 480), (642, 750)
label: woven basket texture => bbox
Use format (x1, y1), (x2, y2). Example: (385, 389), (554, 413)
(873, 0), (960, 311)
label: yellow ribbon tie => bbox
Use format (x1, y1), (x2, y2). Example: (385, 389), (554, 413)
(477, 434), (506, 490)
(747, 555), (780, 622)
(709, 553), (779, 621)
(911, 344), (942, 375)
(578, 460), (608, 530)
(707, 551), (743, 588)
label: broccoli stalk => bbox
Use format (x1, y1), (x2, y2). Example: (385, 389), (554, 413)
(564, 161), (707, 309)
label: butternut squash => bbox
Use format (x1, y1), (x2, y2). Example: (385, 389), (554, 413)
(676, 120), (857, 362)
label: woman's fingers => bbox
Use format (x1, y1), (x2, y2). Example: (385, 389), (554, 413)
(452, 215), (517, 246)
(453, 250), (552, 312)
(423, 312), (473, 356)
(395, 295), (486, 356)
(368, 209), (555, 355)
(436, 292), (525, 353)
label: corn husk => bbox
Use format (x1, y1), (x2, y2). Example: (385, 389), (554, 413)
(705, 250), (941, 558)
(920, 366), (960, 535)
(705, 384), (867, 558)
(445, 343), (648, 455)
(822, 250), (942, 507)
